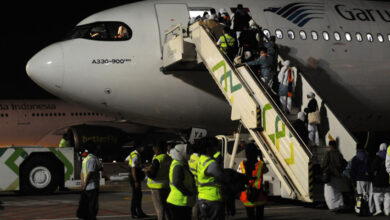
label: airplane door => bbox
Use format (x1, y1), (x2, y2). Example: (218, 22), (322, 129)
(155, 4), (189, 47)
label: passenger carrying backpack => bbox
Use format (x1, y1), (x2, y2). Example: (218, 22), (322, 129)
(355, 194), (370, 216)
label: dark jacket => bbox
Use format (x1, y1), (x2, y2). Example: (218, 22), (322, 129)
(304, 98), (318, 114)
(351, 149), (372, 181)
(291, 119), (308, 144)
(370, 151), (390, 188)
(233, 9), (251, 31)
(322, 148), (347, 177)
(238, 29), (258, 50)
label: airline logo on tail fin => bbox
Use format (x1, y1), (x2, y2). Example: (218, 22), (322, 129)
(264, 2), (325, 27)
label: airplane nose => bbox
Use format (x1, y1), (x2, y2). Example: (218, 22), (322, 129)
(26, 43), (64, 89)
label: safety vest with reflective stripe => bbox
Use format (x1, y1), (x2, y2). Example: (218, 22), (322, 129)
(167, 159), (195, 206)
(82, 154), (92, 183)
(147, 154), (172, 189)
(197, 155), (222, 201)
(188, 153), (200, 185)
(219, 34), (235, 53)
(239, 160), (266, 207)
(128, 150), (140, 167)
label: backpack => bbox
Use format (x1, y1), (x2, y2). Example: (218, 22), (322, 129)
(355, 194), (370, 216)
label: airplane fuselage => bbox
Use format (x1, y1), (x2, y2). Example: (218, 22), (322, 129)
(26, 0), (390, 133)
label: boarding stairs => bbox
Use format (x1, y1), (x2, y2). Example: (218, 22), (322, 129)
(161, 22), (357, 203)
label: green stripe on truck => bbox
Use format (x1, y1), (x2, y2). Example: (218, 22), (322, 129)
(49, 148), (74, 180)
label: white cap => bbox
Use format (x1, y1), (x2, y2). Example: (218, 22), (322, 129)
(220, 8), (227, 14)
(379, 143), (387, 151)
(170, 144), (188, 163)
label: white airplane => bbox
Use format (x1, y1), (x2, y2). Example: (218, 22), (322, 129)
(25, 0), (390, 135)
(0, 99), (149, 147)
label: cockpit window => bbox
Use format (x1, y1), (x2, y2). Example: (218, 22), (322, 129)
(66, 22), (132, 41)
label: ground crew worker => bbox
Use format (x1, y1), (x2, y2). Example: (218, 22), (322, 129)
(237, 143), (268, 220)
(216, 27), (236, 59)
(128, 145), (147, 218)
(386, 145), (390, 175)
(143, 142), (172, 220)
(78, 141), (103, 220)
(166, 144), (196, 219)
(197, 137), (231, 220)
(188, 143), (201, 219)
(59, 133), (70, 148)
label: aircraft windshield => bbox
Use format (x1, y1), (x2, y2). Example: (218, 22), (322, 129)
(66, 22), (132, 41)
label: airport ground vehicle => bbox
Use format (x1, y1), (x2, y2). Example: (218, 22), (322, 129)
(0, 146), (104, 194)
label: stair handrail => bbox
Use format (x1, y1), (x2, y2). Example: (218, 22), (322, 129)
(191, 22), (312, 157)
(239, 63), (313, 157)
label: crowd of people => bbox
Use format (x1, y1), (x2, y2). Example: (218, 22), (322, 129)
(322, 140), (390, 216)
(195, 5), (323, 149)
(193, 4), (278, 89)
(124, 137), (267, 220)
(75, 5), (390, 220)
(76, 134), (390, 220)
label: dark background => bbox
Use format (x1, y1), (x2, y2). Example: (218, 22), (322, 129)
(0, 1), (136, 100)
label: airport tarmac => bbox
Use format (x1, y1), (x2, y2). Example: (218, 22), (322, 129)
(0, 181), (389, 220)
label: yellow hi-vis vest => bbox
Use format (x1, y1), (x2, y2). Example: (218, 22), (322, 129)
(197, 155), (222, 201)
(128, 150), (140, 167)
(213, 151), (221, 159)
(59, 138), (68, 148)
(82, 154), (92, 183)
(188, 153), (200, 185)
(167, 160), (195, 207)
(388, 146), (390, 184)
(147, 154), (172, 189)
(239, 160), (266, 207)
(219, 34), (235, 54)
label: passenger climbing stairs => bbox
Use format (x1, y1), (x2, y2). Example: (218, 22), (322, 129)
(161, 22), (357, 203)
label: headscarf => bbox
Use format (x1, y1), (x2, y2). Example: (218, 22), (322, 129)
(282, 60), (290, 68)
(170, 144), (188, 163)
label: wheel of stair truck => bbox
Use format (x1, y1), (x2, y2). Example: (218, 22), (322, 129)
(20, 155), (60, 194)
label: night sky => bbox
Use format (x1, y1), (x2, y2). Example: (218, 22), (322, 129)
(0, 1), (136, 100)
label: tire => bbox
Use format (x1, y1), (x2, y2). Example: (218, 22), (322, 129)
(20, 155), (60, 194)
